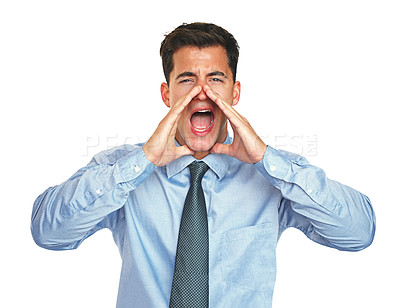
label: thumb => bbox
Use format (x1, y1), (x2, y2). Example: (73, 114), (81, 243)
(175, 145), (195, 158)
(210, 143), (231, 156)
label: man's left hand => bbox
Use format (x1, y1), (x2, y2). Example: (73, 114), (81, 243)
(204, 85), (267, 164)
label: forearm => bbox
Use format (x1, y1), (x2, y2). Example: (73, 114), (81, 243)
(255, 146), (376, 251)
(31, 145), (156, 250)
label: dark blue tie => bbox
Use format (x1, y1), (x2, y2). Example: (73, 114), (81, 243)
(169, 161), (209, 307)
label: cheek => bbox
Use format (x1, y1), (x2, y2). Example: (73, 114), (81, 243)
(177, 109), (192, 132)
(210, 85), (234, 103)
(169, 85), (190, 101)
(207, 83), (224, 94)
(214, 110), (227, 127)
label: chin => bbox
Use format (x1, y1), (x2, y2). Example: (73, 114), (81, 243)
(177, 124), (226, 155)
(186, 137), (215, 153)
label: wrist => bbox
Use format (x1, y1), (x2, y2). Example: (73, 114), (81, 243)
(142, 144), (158, 166)
(251, 142), (268, 164)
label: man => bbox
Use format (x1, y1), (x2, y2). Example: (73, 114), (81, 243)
(31, 23), (375, 307)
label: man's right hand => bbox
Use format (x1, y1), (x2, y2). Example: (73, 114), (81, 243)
(142, 85), (202, 167)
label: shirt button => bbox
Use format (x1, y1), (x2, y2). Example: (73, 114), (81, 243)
(270, 165), (277, 172)
(95, 189), (101, 195)
(307, 189), (313, 194)
(134, 165), (141, 172)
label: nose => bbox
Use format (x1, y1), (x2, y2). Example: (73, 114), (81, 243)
(194, 84), (207, 101)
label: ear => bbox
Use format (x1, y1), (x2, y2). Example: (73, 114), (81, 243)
(232, 81), (241, 106)
(161, 82), (170, 108)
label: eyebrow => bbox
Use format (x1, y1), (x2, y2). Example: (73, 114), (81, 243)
(175, 71), (196, 80)
(207, 71), (227, 78)
(175, 70), (228, 80)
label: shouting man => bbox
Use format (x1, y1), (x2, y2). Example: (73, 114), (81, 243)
(31, 22), (375, 308)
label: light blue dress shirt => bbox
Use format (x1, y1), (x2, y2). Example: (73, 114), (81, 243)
(31, 136), (375, 308)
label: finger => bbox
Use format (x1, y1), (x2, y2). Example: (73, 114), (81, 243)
(172, 85), (202, 115)
(155, 112), (179, 141)
(160, 85), (202, 133)
(158, 85), (201, 145)
(204, 86), (252, 136)
(203, 85), (244, 126)
(166, 115), (180, 141)
(210, 143), (232, 156)
(175, 144), (195, 158)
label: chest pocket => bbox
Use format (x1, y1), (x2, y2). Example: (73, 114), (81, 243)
(221, 222), (277, 293)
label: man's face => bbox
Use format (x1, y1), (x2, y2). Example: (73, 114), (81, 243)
(161, 45), (241, 159)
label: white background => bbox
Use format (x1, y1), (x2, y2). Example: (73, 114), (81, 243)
(1, 0), (399, 307)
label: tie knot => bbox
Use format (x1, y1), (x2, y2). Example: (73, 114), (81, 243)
(189, 161), (209, 183)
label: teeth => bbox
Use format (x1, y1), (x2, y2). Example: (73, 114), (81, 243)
(193, 118), (213, 132)
(197, 110), (211, 113)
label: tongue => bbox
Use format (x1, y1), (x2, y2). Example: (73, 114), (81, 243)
(191, 112), (212, 130)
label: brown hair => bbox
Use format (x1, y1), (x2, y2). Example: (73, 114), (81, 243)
(160, 22), (240, 84)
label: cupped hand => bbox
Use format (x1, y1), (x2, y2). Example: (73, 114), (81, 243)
(204, 85), (267, 164)
(142, 86), (202, 166)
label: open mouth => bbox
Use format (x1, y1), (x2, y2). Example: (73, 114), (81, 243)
(190, 110), (214, 133)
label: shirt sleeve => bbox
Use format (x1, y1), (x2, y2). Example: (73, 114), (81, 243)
(31, 145), (156, 251)
(255, 145), (376, 251)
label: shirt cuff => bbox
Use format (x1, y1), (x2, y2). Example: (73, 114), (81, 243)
(255, 146), (293, 183)
(115, 146), (157, 189)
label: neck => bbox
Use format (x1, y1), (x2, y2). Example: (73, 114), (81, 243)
(193, 150), (210, 160)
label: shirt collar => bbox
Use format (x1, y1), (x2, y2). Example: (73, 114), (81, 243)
(165, 133), (232, 180)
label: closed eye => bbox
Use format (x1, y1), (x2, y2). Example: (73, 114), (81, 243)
(179, 78), (194, 83)
(176, 72), (196, 84)
(207, 71), (227, 83)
